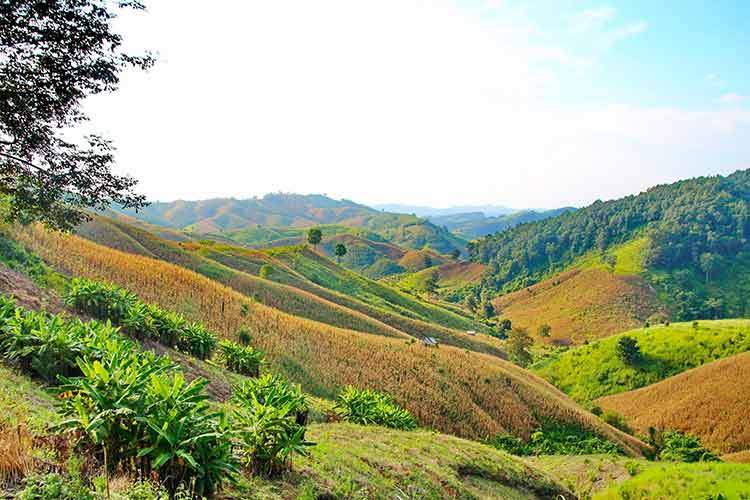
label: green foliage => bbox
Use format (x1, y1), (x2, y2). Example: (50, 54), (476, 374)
(307, 228), (322, 246)
(537, 323), (552, 338)
(471, 170), (750, 311)
(601, 411), (633, 435)
(534, 320), (750, 403)
(65, 278), (218, 360)
(616, 336), (641, 365)
(232, 374), (313, 477)
(334, 243), (347, 263)
(334, 386), (418, 431)
(489, 421), (623, 456)
(507, 328), (533, 367)
(658, 430), (720, 463)
(259, 264), (274, 279)
(0, 231), (65, 290)
(217, 340), (264, 377)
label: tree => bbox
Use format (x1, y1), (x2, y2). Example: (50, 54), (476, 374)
(537, 324), (552, 338)
(334, 243), (347, 264)
(480, 299), (496, 320)
(507, 328), (533, 367)
(0, 0), (153, 231)
(307, 228), (322, 248)
(450, 248), (461, 260)
(498, 318), (512, 332)
(424, 271), (439, 294)
(616, 336), (641, 365)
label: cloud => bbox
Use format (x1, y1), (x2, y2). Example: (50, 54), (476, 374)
(720, 93), (749, 105)
(79, 0), (747, 209)
(570, 6), (647, 50)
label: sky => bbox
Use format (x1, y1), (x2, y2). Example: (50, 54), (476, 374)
(83, 0), (750, 209)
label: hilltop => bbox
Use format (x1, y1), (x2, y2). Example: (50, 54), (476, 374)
(429, 208), (574, 240)
(116, 193), (466, 256)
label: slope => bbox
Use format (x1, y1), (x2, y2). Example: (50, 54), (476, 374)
(492, 238), (665, 344)
(596, 352), (750, 455)
(7, 223), (647, 453)
(429, 207), (574, 240)
(75, 215), (505, 357)
(533, 319), (750, 403)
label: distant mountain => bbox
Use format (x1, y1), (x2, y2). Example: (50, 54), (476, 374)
(373, 204), (517, 217)
(429, 208), (575, 240)
(116, 193), (466, 255)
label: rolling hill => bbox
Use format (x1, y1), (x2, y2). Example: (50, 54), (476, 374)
(469, 169), (750, 324)
(74, 215), (503, 356)
(429, 208), (574, 240)
(533, 319), (750, 404)
(3, 222), (647, 454)
(116, 193), (467, 255)
(596, 352), (750, 455)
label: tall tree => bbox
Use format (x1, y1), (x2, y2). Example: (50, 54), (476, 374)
(0, 0), (153, 230)
(334, 243), (347, 264)
(307, 228), (322, 248)
(507, 328), (533, 367)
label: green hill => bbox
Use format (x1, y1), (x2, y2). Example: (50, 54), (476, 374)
(469, 169), (750, 322)
(533, 319), (750, 403)
(115, 193), (466, 255)
(429, 208), (574, 240)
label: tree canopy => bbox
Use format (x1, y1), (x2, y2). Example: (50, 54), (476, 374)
(0, 0), (152, 230)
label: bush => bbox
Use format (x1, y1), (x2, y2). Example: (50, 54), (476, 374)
(216, 340), (264, 377)
(65, 278), (218, 360)
(616, 335), (641, 365)
(658, 430), (720, 463)
(489, 421), (623, 456)
(334, 386), (418, 430)
(232, 375), (313, 477)
(601, 410), (633, 434)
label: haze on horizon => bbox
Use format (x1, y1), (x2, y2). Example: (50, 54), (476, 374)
(84, 0), (750, 210)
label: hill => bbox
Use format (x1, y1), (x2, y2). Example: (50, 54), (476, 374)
(533, 319), (750, 403)
(74, 215), (504, 356)
(116, 193), (466, 255)
(429, 208), (574, 240)
(491, 238), (665, 344)
(594, 463), (750, 500)
(596, 352), (750, 455)
(469, 169), (750, 322)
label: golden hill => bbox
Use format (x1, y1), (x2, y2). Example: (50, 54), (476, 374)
(8, 224), (646, 454)
(493, 267), (663, 345)
(597, 352), (750, 454)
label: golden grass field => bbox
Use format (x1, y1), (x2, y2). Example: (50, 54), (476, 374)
(597, 352), (750, 455)
(493, 267), (664, 345)
(9, 224), (647, 453)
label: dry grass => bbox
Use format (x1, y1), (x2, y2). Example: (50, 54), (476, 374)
(10, 224), (647, 453)
(597, 352), (750, 454)
(494, 268), (664, 345)
(723, 450), (750, 463)
(0, 425), (34, 486)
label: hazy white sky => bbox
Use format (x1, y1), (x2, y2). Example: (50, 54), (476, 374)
(83, 0), (750, 209)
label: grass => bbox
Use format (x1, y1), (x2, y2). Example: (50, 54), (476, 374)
(533, 319), (750, 403)
(525, 455), (653, 499)
(597, 351), (750, 454)
(233, 422), (574, 499)
(0, 363), (59, 434)
(593, 462), (750, 500)
(8, 223), (648, 451)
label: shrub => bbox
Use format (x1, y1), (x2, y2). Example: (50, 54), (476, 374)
(616, 336), (641, 365)
(334, 386), (418, 430)
(232, 375), (313, 477)
(65, 278), (218, 360)
(658, 430), (720, 463)
(489, 421), (623, 456)
(237, 326), (252, 345)
(216, 340), (264, 377)
(258, 264), (274, 279)
(601, 410), (633, 434)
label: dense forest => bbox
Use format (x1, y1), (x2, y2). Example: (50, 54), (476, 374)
(469, 170), (750, 319)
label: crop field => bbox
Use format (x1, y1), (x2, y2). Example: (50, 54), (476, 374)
(597, 352), (750, 455)
(534, 319), (750, 403)
(8, 224), (645, 452)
